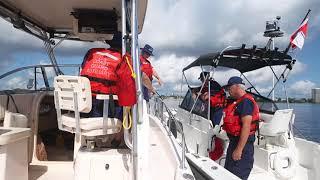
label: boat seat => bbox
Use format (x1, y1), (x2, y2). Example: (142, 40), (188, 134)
(3, 111), (28, 128)
(259, 109), (293, 137)
(61, 113), (121, 136)
(53, 75), (122, 136)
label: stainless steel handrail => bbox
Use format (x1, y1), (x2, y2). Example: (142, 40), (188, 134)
(151, 96), (187, 169)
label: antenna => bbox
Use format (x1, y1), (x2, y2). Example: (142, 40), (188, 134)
(264, 16), (284, 38)
(263, 16), (285, 106)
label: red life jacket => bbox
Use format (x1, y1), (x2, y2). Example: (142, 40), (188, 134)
(116, 54), (137, 106)
(80, 48), (121, 95)
(210, 89), (226, 108)
(223, 94), (260, 136)
(140, 55), (153, 80)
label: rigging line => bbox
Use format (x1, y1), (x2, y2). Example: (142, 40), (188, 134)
(283, 82), (290, 109)
(292, 124), (311, 141)
(188, 67), (209, 118)
(179, 73), (184, 105)
(266, 66), (290, 99)
(241, 74), (262, 96)
(182, 71), (191, 89)
(154, 92), (184, 134)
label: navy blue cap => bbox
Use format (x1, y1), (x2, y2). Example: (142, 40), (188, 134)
(198, 72), (210, 80)
(224, 76), (245, 88)
(140, 44), (154, 56)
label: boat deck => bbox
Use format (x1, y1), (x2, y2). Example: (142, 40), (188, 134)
(29, 161), (73, 180)
(28, 115), (181, 180)
(249, 164), (311, 180)
(147, 117), (178, 180)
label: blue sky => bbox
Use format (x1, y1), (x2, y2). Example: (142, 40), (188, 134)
(0, 0), (319, 98)
(293, 37), (320, 84)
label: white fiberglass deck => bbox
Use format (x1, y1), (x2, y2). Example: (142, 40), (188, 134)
(147, 117), (178, 180)
(29, 161), (73, 180)
(28, 116), (181, 180)
(249, 164), (310, 180)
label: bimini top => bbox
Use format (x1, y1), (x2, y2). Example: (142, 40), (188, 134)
(0, 0), (148, 41)
(183, 45), (295, 73)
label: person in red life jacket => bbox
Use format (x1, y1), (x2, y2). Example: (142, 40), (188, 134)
(80, 32), (124, 147)
(194, 72), (225, 126)
(222, 76), (259, 180)
(140, 44), (163, 102)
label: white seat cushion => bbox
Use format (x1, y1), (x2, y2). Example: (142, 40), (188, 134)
(260, 109), (293, 137)
(61, 113), (122, 136)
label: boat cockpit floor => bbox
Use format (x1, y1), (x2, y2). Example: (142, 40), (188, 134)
(29, 116), (179, 180)
(249, 164), (310, 180)
(29, 161), (74, 180)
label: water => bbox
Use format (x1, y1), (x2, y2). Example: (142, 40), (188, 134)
(279, 103), (320, 143)
(163, 98), (320, 143)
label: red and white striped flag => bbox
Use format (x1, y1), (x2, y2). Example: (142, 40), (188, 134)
(290, 18), (308, 49)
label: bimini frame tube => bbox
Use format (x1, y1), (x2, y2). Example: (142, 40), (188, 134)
(121, 0), (133, 151)
(131, 0), (144, 179)
(121, 0), (127, 57)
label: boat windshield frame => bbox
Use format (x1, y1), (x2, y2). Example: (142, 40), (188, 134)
(0, 64), (80, 93)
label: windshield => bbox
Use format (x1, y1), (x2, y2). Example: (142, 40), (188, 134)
(179, 89), (209, 119)
(180, 88), (279, 119)
(0, 65), (80, 92)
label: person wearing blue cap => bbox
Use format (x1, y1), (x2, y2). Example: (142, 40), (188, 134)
(140, 44), (163, 102)
(222, 76), (260, 180)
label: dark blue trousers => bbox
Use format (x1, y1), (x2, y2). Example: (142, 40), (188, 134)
(224, 134), (255, 180)
(142, 86), (150, 102)
(82, 97), (123, 120)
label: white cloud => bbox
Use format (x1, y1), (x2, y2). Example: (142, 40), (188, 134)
(1, 0), (319, 96)
(288, 80), (316, 97)
(141, 0), (320, 56)
(151, 52), (311, 96)
(242, 59), (306, 86)
(0, 76), (28, 90)
(152, 54), (196, 84)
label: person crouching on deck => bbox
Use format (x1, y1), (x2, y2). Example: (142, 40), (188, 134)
(223, 76), (260, 180)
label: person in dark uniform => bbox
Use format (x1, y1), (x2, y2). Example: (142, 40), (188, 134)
(222, 76), (260, 179)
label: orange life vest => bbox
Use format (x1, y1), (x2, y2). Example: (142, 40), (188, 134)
(223, 94), (259, 136)
(116, 54), (137, 106)
(80, 48), (121, 95)
(210, 89), (226, 108)
(140, 55), (153, 80)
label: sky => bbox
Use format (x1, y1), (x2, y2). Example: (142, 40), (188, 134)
(0, 0), (319, 98)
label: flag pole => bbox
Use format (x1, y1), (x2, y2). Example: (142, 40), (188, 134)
(284, 9), (311, 54)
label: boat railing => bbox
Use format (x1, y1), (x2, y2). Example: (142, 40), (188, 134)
(151, 96), (187, 169)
